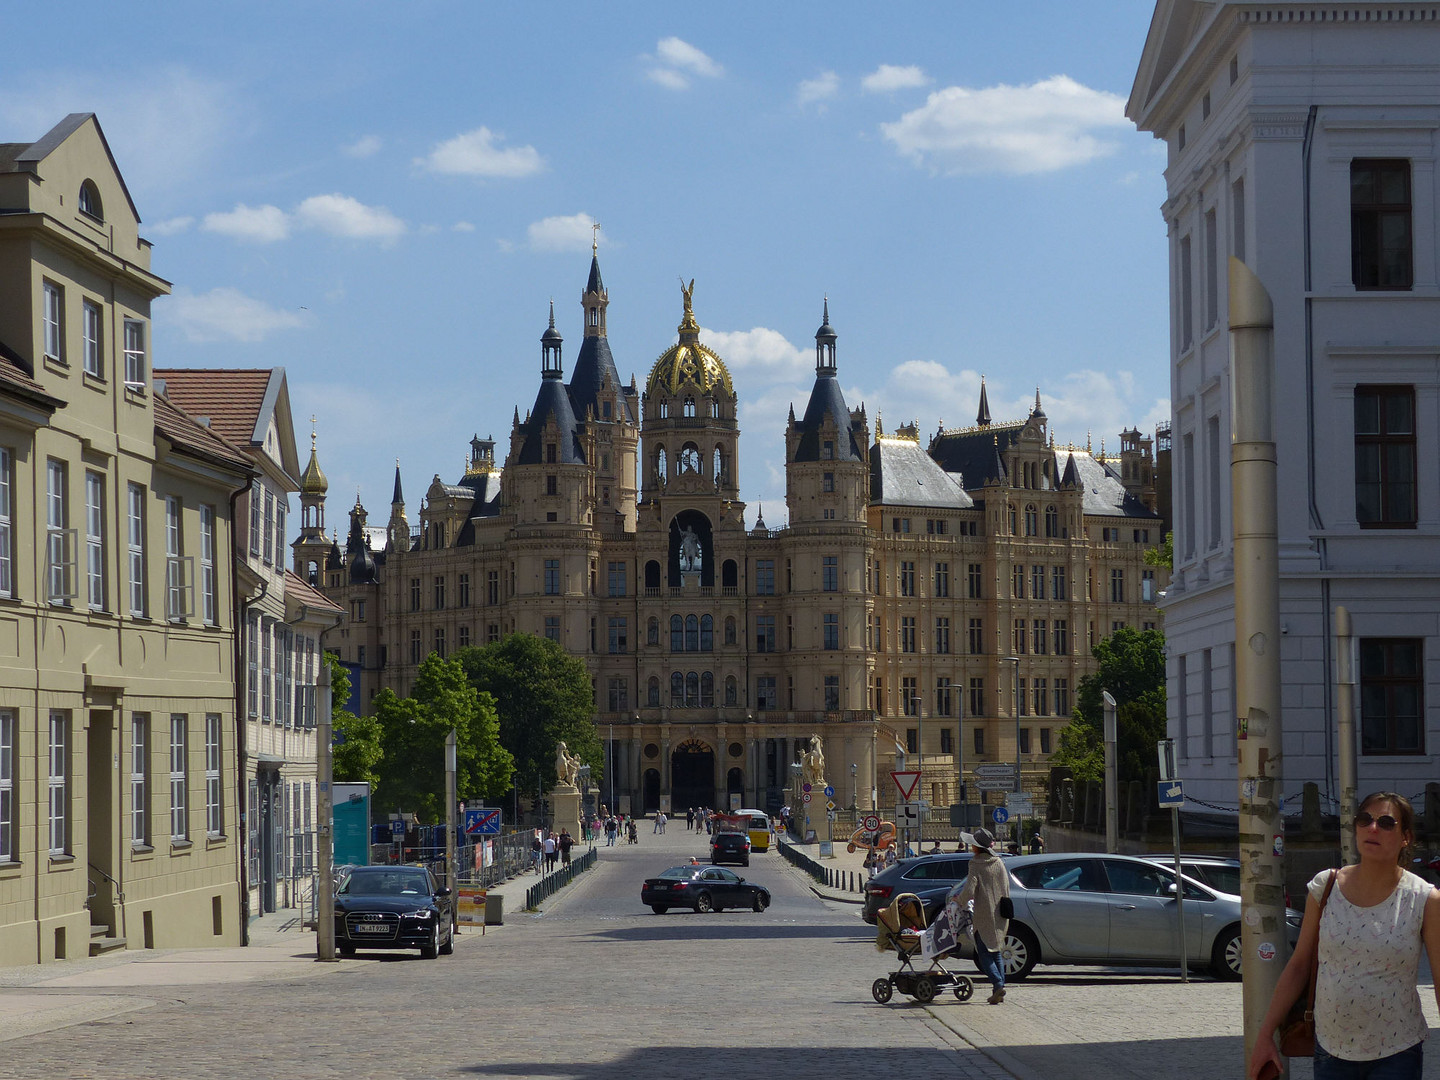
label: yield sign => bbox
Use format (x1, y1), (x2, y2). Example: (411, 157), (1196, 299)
(891, 770), (921, 801)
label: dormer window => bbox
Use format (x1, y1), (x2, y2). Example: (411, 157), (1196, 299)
(78, 180), (103, 221)
(822, 440), (834, 460)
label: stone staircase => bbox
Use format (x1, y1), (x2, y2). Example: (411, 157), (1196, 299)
(88, 918), (126, 956)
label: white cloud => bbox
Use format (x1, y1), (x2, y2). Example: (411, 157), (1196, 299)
(646, 67), (692, 91)
(147, 216), (193, 237)
(417, 127), (544, 179)
(880, 74), (1129, 175)
(656, 37), (722, 78)
(342, 134), (382, 158)
(294, 193), (406, 243)
(202, 203), (291, 243)
(701, 326), (811, 383)
(495, 238), (516, 254)
(160, 287), (307, 343)
(798, 72), (841, 108)
(453, 221), (476, 233)
(862, 64), (931, 93)
(527, 213), (596, 253)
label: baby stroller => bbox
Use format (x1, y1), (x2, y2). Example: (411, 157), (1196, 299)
(870, 892), (975, 1005)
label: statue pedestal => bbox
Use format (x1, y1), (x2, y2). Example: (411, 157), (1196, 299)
(551, 785), (581, 840)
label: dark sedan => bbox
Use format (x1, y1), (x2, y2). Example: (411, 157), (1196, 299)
(710, 831), (751, 866)
(642, 865), (771, 914)
(334, 865), (455, 959)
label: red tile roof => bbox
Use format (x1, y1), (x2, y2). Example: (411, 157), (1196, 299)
(154, 369), (274, 448)
(154, 393), (254, 473)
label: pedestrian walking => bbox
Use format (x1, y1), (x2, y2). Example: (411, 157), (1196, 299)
(558, 829), (573, 867)
(948, 828), (1011, 1005)
(627, 819), (638, 845)
(653, 812), (662, 834)
(658, 812), (667, 834)
(530, 832), (543, 873)
(687, 807), (695, 831)
(1249, 791), (1440, 1080)
(605, 817), (617, 847)
(543, 832), (558, 872)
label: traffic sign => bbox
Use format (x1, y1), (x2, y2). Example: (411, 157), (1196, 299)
(991, 807), (1010, 825)
(975, 778), (1016, 792)
(802, 782), (812, 794)
(1006, 794), (1033, 817)
(973, 764), (1018, 778)
(802, 791), (812, 804)
(891, 771), (921, 800)
(862, 814), (881, 832)
(823, 785), (835, 798)
(825, 800), (836, 811)
(895, 801), (922, 828)
(464, 808), (502, 836)
(1157, 780), (1185, 808)
(390, 819), (405, 838)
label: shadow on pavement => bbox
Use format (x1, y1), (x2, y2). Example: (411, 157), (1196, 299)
(459, 1046), (972, 1078)
(583, 922), (857, 944)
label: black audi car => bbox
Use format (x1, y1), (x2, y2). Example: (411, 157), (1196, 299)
(642, 865), (770, 914)
(333, 865), (455, 959)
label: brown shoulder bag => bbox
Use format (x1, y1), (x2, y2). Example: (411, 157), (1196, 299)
(1276, 870), (1338, 1058)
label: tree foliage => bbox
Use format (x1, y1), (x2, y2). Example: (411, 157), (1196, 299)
(1051, 626), (1168, 785)
(454, 633), (600, 794)
(1144, 531), (1174, 571)
(327, 653), (383, 787)
(371, 654), (514, 820)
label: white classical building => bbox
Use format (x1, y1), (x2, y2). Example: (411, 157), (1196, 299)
(1129, 2), (1440, 813)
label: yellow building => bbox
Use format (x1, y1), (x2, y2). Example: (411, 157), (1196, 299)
(311, 254), (1166, 818)
(0, 115), (253, 964)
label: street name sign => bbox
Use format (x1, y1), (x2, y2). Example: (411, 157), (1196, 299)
(973, 764), (1018, 778)
(975, 778), (1016, 792)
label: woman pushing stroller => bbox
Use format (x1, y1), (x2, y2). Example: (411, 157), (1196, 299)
(947, 828), (1011, 1005)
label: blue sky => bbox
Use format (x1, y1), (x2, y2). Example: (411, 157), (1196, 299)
(8, 1), (1171, 528)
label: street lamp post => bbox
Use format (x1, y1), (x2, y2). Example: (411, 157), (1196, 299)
(849, 763), (857, 812)
(1003, 655), (1021, 846)
(607, 721), (614, 817)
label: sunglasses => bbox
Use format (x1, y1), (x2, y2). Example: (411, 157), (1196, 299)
(1353, 812), (1399, 831)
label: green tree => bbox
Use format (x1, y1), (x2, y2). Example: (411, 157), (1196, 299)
(454, 634), (600, 794)
(1051, 626), (1168, 785)
(1144, 531), (1174, 571)
(326, 653), (383, 787)
(372, 654), (514, 820)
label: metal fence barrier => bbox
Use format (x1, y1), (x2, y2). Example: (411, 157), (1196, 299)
(524, 847), (598, 910)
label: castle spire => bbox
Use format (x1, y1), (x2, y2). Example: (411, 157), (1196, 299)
(976, 376), (992, 427)
(814, 296), (837, 374)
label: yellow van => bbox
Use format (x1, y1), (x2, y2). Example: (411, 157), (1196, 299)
(737, 809), (772, 853)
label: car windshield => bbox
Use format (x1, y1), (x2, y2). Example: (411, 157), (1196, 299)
(658, 867), (700, 880)
(340, 871), (428, 896)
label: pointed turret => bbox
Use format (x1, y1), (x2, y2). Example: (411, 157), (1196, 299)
(790, 299), (863, 463)
(518, 304), (585, 466)
(976, 377), (992, 427)
(541, 300), (563, 376)
(991, 436), (1007, 484)
(1061, 452), (1081, 488)
(387, 462), (410, 553)
(391, 462), (404, 507)
(568, 246), (632, 423)
(814, 296), (837, 374)
(1032, 387), (1046, 420)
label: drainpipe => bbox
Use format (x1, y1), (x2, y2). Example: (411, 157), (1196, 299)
(230, 478), (263, 947)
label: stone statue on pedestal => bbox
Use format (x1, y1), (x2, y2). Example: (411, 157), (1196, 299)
(800, 734), (826, 788)
(555, 741), (581, 789)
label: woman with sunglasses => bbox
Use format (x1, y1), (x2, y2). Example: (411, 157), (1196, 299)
(1250, 792), (1440, 1080)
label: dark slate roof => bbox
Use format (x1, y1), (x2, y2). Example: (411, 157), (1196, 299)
(458, 469), (502, 508)
(869, 438), (973, 509)
(928, 423), (1024, 488)
(585, 253), (604, 294)
(568, 334), (633, 423)
(517, 377), (586, 465)
(793, 374), (864, 462)
(1066, 451), (1160, 520)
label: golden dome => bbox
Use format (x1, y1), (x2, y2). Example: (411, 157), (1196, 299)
(644, 279), (734, 398)
(300, 431), (328, 495)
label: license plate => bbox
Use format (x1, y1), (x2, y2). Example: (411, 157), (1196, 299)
(355, 923), (390, 933)
(652, 884), (669, 891)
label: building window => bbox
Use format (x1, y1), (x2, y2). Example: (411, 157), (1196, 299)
(1360, 639), (1423, 754)
(968, 563), (982, 599)
(607, 561), (627, 597)
(434, 627), (446, 657)
(85, 472), (106, 611)
(934, 562), (949, 598)
(1013, 618), (1027, 655)
(410, 629), (422, 664)
(607, 678), (629, 712)
(262, 491), (274, 565)
(487, 623), (500, 644)
(1355, 386), (1416, 527)
(900, 617), (916, 654)
(1032, 564), (1044, 599)
(1012, 564), (1024, 599)
(48, 711), (69, 854)
(1054, 679), (1070, 718)
(113, 317), (138, 383)
(822, 440), (834, 460)
(756, 676), (777, 711)
(0, 711), (12, 860)
(0, 448), (11, 598)
(43, 281), (65, 362)
(1110, 568), (1125, 603)
(46, 460), (75, 606)
(205, 714), (223, 836)
(935, 617), (950, 655)
(608, 617), (628, 654)
(1040, 727), (1052, 754)
(1052, 565), (1067, 601)
(1054, 620), (1069, 656)
(170, 715), (188, 841)
(755, 559), (775, 595)
(544, 616), (560, 642)
(1019, 727), (1031, 754)
(1033, 677), (1048, 716)
(1204, 207), (1219, 330)
(1017, 679), (1028, 717)
(1032, 619), (1047, 655)
(1044, 505), (1059, 538)
(1024, 504), (1038, 537)
(973, 726), (985, 756)
(968, 618), (984, 655)
(1351, 159), (1412, 289)
(487, 570), (499, 605)
(822, 555), (839, 592)
(82, 299), (103, 378)
(458, 625), (470, 649)
(1180, 233), (1193, 349)
(822, 471), (834, 493)
(902, 677), (919, 717)
(200, 505), (216, 624)
(899, 561), (914, 597)
(544, 559), (560, 595)
(433, 576), (446, 610)
(935, 678), (953, 718)
(824, 612), (839, 651)
(755, 615), (776, 653)
(824, 675), (840, 711)
(165, 495), (191, 621)
(458, 573), (470, 607)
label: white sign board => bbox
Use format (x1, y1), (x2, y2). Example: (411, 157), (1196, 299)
(895, 801), (922, 829)
(1006, 794), (1034, 817)
(975, 778), (1016, 792)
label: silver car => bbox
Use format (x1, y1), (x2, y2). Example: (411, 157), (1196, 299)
(996, 853), (1300, 981)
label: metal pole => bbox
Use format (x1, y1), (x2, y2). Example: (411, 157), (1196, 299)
(1103, 690), (1118, 853)
(1335, 606), (1358, 866)
(445, 729), (457, 924)
(315, 679), (336, 962)
(1173, 802), (1187, 983)
(1229, 256), (1286, 1074)
(956, 694), (966, 823)
(1002, 656), (1020, 844)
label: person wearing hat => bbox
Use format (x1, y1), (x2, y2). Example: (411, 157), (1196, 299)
(948, 828), (1012, 1004)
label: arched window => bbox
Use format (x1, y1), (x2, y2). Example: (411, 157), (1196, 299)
(656, 447), (667, 479)
(679, 443), (700, 473)
(685, 671), (700, 707)
(711, 399), (720, 418)
(78, 179), (102, 220)
(670, 615), (684, 652)
(700, 615), (713, 651)
(659, 400), (668, 418)
(724, 675), (737, 706)
(671, 672), (684, 707)
(700, 672), (714, 708)
(724, 616), (736, 645)
(1024, 504), (1038, 537)
(1008, 506), (1017, 535)
(647, 677), (660, 706)
(713, 446), (724, 481)
(722, 559), (738, 588)
(647, 617), (659, 646)
(683, 396), (696, 418)
(1045, 505), (1059, 538)
(588, 307), (598, 328)
(685, 614), (699, 652)
(645, 560), (661, 590)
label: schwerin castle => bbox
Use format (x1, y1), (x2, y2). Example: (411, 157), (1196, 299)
(306, 249), (1168, 821)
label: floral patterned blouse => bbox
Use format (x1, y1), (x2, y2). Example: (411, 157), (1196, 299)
(1311, 868), (1432, 1061)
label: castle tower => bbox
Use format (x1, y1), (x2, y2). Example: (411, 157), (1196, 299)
(387, 463), (410, 553)
(293, 424), (330, 584)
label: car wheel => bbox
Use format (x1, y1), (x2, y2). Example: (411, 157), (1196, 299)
(1212, 926), (1243, 981)
(695, 892), (714, 914)
(338, 944), (355, 958)
(913, 975), (937, 1004)
(752, 893), (764, 912)
(650, 904), (668, 914)
(871, 977), (894, 1004)
(420, 922), (440, 960)
(999, 924), (1039, 980)
(439, 924), (454, 955)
